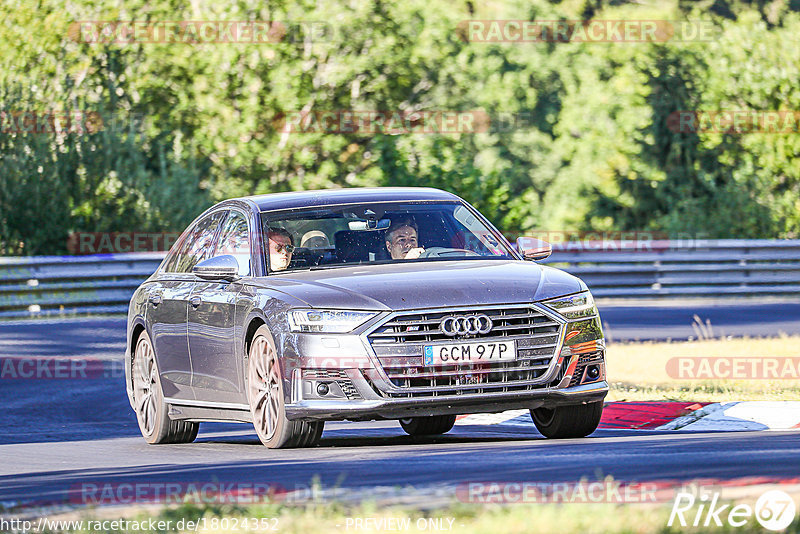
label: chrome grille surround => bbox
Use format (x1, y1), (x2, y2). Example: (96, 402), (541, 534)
(362, 304), (565, 398)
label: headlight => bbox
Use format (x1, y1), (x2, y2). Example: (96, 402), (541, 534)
(287, 309), (377, 333)
(541, 291), (598, 320)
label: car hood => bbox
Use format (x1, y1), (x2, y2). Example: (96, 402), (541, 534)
(253, 260), (586, 311)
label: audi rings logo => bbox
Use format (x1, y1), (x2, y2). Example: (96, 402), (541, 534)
(440, 314), (493, 337)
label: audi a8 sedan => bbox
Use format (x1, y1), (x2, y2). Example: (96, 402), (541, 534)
(126, 187), (607, 448)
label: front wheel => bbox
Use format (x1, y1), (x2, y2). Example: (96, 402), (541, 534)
(247, 325), (323, 448)
(530, 401), (604, 439)
(399, 415), (457, 436)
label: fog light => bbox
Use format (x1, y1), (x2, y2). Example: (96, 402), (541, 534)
(586, 365), (600, 380)
(316, 382), (330, 396)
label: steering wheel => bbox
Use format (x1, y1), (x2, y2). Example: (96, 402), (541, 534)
(418, 247), (481, 258)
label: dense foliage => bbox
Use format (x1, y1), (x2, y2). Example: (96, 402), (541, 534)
(1, 0), (798, 254)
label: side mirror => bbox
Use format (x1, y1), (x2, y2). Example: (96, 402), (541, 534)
(193, 255), (241, 281)
(516, 237), (552, 261)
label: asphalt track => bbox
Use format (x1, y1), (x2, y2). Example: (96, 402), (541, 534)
(2, 422), (800, 508)
(1, 301), (799, 510)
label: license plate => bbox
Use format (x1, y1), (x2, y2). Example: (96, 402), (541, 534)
(423, 340), (516, 366)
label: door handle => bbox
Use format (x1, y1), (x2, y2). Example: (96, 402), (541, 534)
(190, 295), (202, 309)
(148, 293), (162, 306)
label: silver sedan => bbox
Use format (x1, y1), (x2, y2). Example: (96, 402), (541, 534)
(125, 187), (607, 448)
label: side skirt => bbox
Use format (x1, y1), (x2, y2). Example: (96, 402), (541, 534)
(166, 399), (252, 423)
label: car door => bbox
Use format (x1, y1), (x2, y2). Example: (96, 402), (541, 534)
(188, 209), (251, 404)
(149, 211), (225, 400)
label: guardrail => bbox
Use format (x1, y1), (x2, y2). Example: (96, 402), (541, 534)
(1, 240), (799, 319)
(0, 253), (164, 318)
(542, 239), (800, 298)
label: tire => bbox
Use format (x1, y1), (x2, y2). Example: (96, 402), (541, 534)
(132, 330), (198, 444)
(247, 325), (323, 448)
(399, 415), (457, 436)
(530, 401), (604, 439)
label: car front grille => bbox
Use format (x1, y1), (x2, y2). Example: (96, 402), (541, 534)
(365, 305), (562, 398)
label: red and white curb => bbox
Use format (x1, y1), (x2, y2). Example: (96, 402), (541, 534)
(456, 401), (800, 431)
(656, 401), (800, 431)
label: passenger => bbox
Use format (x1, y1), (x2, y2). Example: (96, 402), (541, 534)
(385, 219), (425, 260)
(268, 227), (294, 271)
(300, 230), (331, 249)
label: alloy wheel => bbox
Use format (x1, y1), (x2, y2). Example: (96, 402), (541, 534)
(248, 335), (282, 441)
(133, 335), (158, 436)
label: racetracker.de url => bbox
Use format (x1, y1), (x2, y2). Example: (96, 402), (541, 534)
(0, 516), (280, 533)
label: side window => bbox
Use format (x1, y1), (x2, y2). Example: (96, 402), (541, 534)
(169, 212), (226, 273)
(452, 205), (503, 255)
(215, 211), (251, 276)
(161, 232), (189, 273)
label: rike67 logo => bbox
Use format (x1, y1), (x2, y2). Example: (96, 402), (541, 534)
(669, 488), (796, 531)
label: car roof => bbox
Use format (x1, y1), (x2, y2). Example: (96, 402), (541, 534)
(239, 187), (460, 212)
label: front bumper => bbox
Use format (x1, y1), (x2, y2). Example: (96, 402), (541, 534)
(282, 306), (607, 421)
(285, 380), (608, 421)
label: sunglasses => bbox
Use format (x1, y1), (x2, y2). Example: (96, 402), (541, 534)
(273, 243), (295, 254)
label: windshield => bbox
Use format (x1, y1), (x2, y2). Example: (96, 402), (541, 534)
(260, 201), (513, 273)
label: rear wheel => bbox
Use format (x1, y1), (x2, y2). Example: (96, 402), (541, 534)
(530, 401), (603, 439)
(247, 325), (323, 448)
(399, 415), (457, 436)
(132, 331), (198, 444)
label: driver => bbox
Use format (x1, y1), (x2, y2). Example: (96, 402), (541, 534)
(385, 218), (425, 260)
(268, 227), (294, 271)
